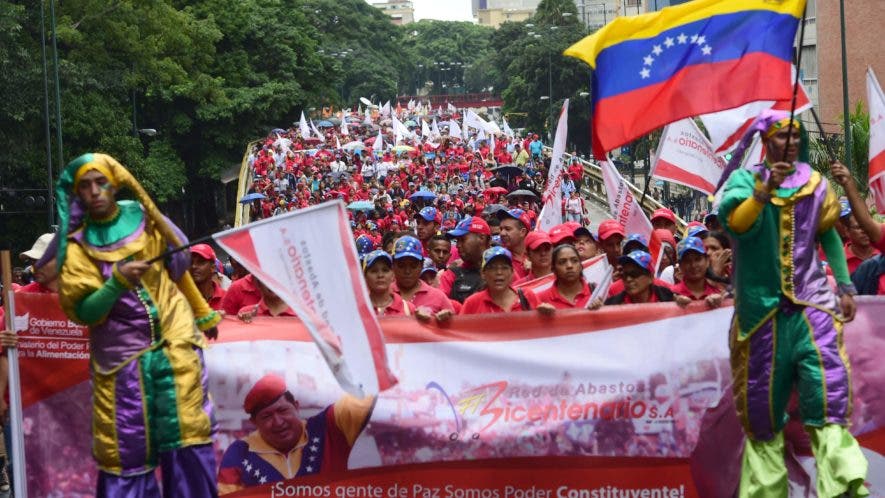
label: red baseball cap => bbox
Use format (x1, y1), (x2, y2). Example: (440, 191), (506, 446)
(548, 224), (578, 245)
(190, 244), (216, 261)
(525, 231), (553, 250)
(651, 208), (677, 224)
(597, 219), (626, 241)
(243, 374), (288, 416)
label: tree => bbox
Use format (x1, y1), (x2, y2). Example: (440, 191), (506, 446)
(810, 102), (870, 195)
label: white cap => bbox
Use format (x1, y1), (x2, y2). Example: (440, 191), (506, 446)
(20, 233), (55, 261)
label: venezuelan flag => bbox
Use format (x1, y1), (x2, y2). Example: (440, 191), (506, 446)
(565, 0), (805, 157)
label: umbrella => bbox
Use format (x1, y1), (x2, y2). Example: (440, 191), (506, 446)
(326, 117), (341, 125)
(490, 165), (524, 179)
(317, 120), (333, 127)
(404, 120), (418, 127)
(343, 140), (366, 150)
(506, 189), (539, 200)
(481, 204), (507, 216)
(271, 128), (286, 134)
(345, 116), (362, 123)
(239, 192), (266, 203)
(347, 201), (375, 211)
(392, 145), (415, 153)
(409, 191), (437, 202)
(484, 187), (508, 196)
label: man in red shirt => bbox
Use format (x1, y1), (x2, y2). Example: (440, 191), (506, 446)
(604, 250), (675, 305)
(221, 271), (262, 316)
(514, 231), (553, 284)
(671, 237), (724, 308)
(496, 208), (531, 279)
(18, 233), (58, 294)
(439, 217), (491, 303)
(842, 211), (879, 274)
(190, 244), (226, 311)
(650, 208), (678, 236)
(596, 219), (625, 267)
(414, 207), (441, 256)
(391, 236), (453, 313)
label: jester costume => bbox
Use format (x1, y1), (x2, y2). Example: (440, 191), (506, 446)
(56, 153), (222, 497)
(719, 112), (868, 497)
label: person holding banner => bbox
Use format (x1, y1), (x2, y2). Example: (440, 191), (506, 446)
(458, 247), (540, 315)
(671, 237), (724, 309)
(831, 161), (885, 264)
(391, 236), (453, 314)
(218, 374), (375, 494)
(514, 231), (553, 285)
(440, 217), (491, 303)
(496, 208), (531, 279)
(54, 153), (222, 497)
(719, 112), (868, 497)
(363, 250), (414, 317)
(532, 245), (593, 310)
(604, 251), (675, 306)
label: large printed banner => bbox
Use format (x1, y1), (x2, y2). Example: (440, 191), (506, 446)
(651, 119), (725, 196)
(13, 293), (885, 498)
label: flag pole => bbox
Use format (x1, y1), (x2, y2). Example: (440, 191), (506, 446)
(781, 3), (808, 162)
(838, 0), (852, 170)
(143, 234), (213, 265)
(1, 251), (27, 498)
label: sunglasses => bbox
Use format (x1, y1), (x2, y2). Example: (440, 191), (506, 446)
(621, 268), (649, 280)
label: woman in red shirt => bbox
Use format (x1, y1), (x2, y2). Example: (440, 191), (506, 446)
(533, 245), (593, 309)
(363, 250), (413, 317)
(671, 237), (724, 308)
(459, 247), (539, 315)
(604, 250), (675, 305)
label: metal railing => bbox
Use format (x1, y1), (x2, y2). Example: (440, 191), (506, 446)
(234, 139), (262, 227)
(544, 146), (687, 232)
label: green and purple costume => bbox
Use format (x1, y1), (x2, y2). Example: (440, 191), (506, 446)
(721, 152), (869, 497)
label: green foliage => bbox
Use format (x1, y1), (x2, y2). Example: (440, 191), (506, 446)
(810, 102), (870, 195)
(494, 0), (591, 151)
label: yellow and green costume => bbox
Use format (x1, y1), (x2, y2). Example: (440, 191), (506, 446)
(56, 153), (222, 497)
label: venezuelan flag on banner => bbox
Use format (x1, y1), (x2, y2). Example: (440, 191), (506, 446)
(565, 0), (806, 157)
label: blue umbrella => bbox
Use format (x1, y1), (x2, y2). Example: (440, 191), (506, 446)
(347, 201), (375, 211)
(271, 128), (286, 134)
(409, 191), (437, 202)
(317, 120), (334, 127)
(239, 192), (266, 203)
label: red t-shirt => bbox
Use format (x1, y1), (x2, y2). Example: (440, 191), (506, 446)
(17, 282), (54, 294)
(393, 281), (454, 314)
(671, 280), (720, 300)
(844, 242), (879, 275)
(875, 226), (885, 253)
(511, 253), (529, 280)
(878, 272), (885, 295)
(532, 281), (592, 309)
(374, 293), (414, 317)
(608, 277), (673, 297)
(459, 288), (540, 315)
(221, 274), (262, 315)
(206, 280), (227, 311)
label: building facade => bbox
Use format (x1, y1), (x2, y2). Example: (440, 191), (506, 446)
(369, 0), (415, 25)
(477, 0), (540, 28)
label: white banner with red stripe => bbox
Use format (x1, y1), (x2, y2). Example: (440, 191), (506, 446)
(601, 159), (653, 239)
(515, 254), (610, 295)
(868, 67), (885, 212)
(651, 119), (726, 196)
(213, 201), (397, 396)
(538, 100), (570, 232)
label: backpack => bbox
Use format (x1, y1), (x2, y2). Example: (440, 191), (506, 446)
(449, 265), (484, 303)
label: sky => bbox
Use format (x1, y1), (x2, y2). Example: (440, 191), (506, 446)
(412, 0), (474, 22)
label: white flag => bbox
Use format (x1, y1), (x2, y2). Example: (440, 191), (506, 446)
(310, 120), (324, 141)
(651, 119), (726, 195)
(868, 67), (885, 212)
(381, 100), (391, 117)
(299, 111), (311, 140)
(431, 118), (441, 138)
(213, 202), (398, 395)
(503, 117), (514, 138)
(340, 120), (349, 137)
(363, 107), (372, 126)
(601, 158), (653, 238)
(538, 99), (570, 232)
(448, 119), (461, 139)
(421, 119), (431, 138)
(336, 135), (342, 150)
(373, 129), (385, 153)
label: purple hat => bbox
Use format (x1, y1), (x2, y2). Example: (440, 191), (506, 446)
(715, 109), (800, 191)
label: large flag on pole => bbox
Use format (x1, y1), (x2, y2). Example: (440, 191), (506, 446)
(564, 0), (806, 157)
(502, 117), (514, 138)
(213, 201), (397, 396)
(651, 118), (726, 195)
(299, 111), (311, 140)
(699, 66), (812, 152)
(538, 99), (570, 232)
(373, 129), (385, 153)
(448, 119), (462, 139)
(421, 119), (431, 138)
(868, 67), (885, 212)
(340, 119), (349, 137)
(431, 118), (441, 138)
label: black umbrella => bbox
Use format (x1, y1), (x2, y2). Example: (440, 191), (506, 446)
(506, 189), (539, 200)
(481, 204), (507, 216)
(490, 164), (525, 179)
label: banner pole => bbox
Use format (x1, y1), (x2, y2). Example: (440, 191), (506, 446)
(838, 0), (852, 170)
(782, 3), (808, 162)
(1, 251), (26, 498)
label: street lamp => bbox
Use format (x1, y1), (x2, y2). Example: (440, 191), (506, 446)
(540, 96), (550, 100)
(579, 91), (589, 97)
